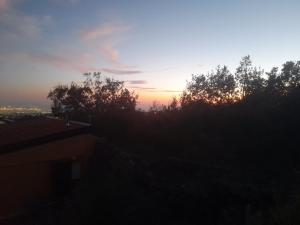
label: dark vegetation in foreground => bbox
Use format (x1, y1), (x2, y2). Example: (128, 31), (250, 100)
(28, 56), (300, 224)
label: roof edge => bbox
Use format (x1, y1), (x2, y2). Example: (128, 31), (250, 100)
(46, 116), (91, 127)
(0, 125), (91, 155)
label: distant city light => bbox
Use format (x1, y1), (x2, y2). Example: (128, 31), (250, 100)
(0, 106), (47, 114)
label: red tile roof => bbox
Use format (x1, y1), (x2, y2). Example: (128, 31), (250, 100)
(0, 117), (90, 153)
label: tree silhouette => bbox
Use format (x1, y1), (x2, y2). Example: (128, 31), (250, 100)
(45, 56), (300, 225)
(181, 65), (237, 105)
(265, 67), (284, 96)
(207, 65), (236, 104)
(47, 84), (68, 116)
(280, 61), (300, 91)
(235, 55), (265, 98)
(186, 74), (209, 103)
(64, 82), (93, 112)
(167, 97), (179, 111)
(48, 72), (138, 116)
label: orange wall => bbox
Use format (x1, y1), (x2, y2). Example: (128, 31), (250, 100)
(0, 163), (52, 217)
(0, 134), (98, 218)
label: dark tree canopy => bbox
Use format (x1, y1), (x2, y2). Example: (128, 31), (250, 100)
(48, 73), (138, 116)
(181, 65), (237, 106)
(44, 56), (300, 225)
(181, 56), (300, 107)
(281, 61), (300, 90)
(48, 56), (300, 115)
(47, 84), (69, 116)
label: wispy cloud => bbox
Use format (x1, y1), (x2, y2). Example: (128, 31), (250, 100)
(81, 24), (130, 41)
(0, 0), (10, 11)
(0, 51), (144, 75)
(99, 43), (119, 63)
(160, 90), (182, 93)
(128, 86), (182, 93)
(78, 22), (143, 75)
(1, 5), (140, 76)
(129, 86), (156, 90)
(126, 80), (148, 85)
(0, 1), (52, 41)
(102, 67), (142, 75)
(0, 12), (41, 39)
(32, 52), (96, 73)
(49, 0), (80, 6)
(81, 24), (124, 65)
(0, 52), (95, 73)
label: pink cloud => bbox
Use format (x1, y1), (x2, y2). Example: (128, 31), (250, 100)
(129, 86), (156, 90)
(0, 51), (145, 76)
(99, 43), (119, 63)
(0, 52), (96, 73)
(126, 80), (148, 84)
(0, 51), (145, 75)
(81, 24), (129, 41)
(0, 0), (10, 11)
(80, 23), (134, 67)
(102, 67), (142, 75)
(31, 53), (97, 73)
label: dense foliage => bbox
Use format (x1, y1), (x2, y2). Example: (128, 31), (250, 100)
(48, 72), (138, 118)
(44, 56), (300, 225)
(182, 55), (300, 106)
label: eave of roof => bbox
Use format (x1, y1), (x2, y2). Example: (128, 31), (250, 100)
(0, 117), (91, 155)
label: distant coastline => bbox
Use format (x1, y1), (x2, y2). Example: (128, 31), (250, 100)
(0, 106), (49, 115)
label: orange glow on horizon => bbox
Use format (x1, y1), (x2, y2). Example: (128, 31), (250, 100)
(135, 91), (180, 109)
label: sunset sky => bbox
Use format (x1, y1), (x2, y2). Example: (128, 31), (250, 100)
(1, 0), (300, 110)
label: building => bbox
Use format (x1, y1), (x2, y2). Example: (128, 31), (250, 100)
(0, 117), (98, 219)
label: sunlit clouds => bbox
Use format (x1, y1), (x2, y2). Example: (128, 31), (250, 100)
(80, 23), (142, 75)
(0, 1), (187, 109)
(102, 67), (142, 75)
(80, 24), (130, 41)
(1, 0), (300, 110)
(100, 44), (119, 63)
(80, 23), (127, 65)
(0, 0), (10, 11)
(126, 80), (148, 85)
